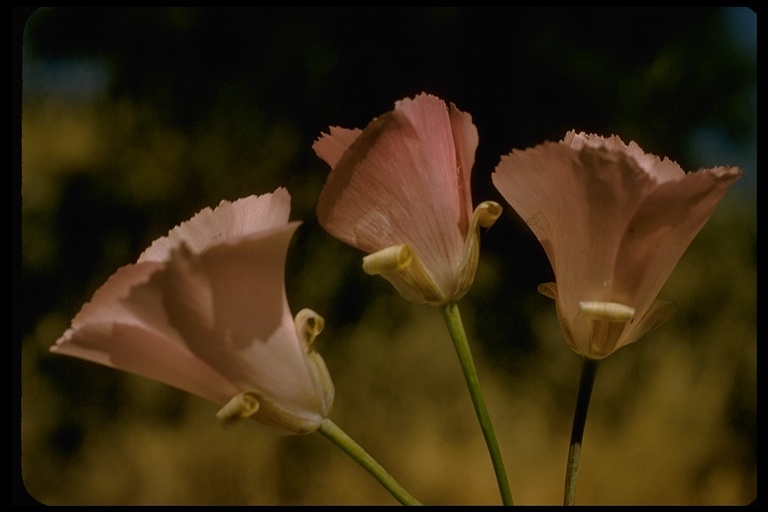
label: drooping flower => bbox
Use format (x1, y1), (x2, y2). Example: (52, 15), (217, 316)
(492, 130), (743, 359)
(50, 188), (335, 435)
(313, 92), (502, 306)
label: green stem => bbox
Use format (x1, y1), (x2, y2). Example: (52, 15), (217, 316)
(318, 417), (422, 505)
(563, 357), (600, 506)
(439, 301), (513, 506)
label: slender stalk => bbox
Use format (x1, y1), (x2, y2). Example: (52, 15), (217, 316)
(439, 301), (513, 506)
(318, 417), (422, 506)
(563, 357), (600, 505)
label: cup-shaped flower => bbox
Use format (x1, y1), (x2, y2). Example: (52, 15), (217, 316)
(313, 92), (502, 306)
(50, 188), (335, 435)
(492, 131), (743, 359)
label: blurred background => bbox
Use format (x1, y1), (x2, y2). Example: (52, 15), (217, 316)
(16, 7), (756, 505)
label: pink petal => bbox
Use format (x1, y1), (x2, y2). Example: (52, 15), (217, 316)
(50, 189), (331, 416)
(162, 221), (330, 420)
(449, 101), (478, 235)
(564, 131), (685, 184)
(495, 131), (743, 358)
(315, 93), (475, 293)
(51, 262), (239, 405)
(493, 142), (656, 323)
(139, 188), (292, 262)
(313, 126), (363, 168)
(613, 165), (743, 319)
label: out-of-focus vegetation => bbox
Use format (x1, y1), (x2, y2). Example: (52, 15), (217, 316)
(18, 7), (755, 505)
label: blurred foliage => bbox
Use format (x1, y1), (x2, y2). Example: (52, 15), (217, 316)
(18, 7), (755, 505)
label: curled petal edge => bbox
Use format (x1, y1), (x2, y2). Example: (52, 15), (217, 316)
(455, 200), (502, 300)
(295, 308), (336, 418)
(362, 245), (413, 275)
(362, 244), (448, 305)
(216, 391), (260, 426)
(295, 307), (325, 349)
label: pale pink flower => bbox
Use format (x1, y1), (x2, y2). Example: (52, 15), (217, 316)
(492, 130), (743, 359)
(313, 93), (501, 306)
(51, 188), (334, 435)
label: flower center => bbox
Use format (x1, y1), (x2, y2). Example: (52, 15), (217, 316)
(578, 301), (636, 359)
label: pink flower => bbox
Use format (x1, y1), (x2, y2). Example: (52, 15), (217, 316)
(50, 188), (335, 435)
(313, 93), (501, 306)
(492, 131), (743, 359)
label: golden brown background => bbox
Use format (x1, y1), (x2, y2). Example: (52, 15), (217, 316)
(17, 7), (756, 505)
